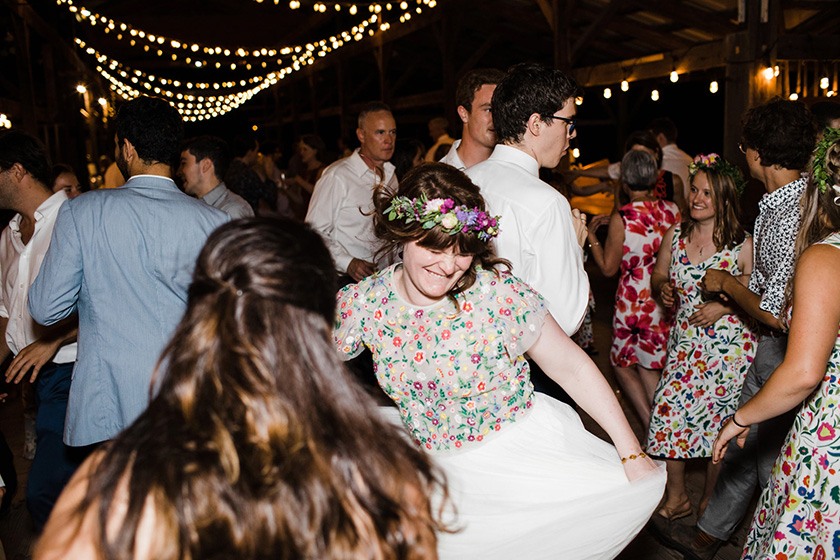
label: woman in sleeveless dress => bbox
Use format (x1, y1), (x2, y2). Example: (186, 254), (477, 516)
(587, 150), (680, 431)
(713, 131), (840, 558)
(647, 154), (757, 522)
(335, 163), (665, 559)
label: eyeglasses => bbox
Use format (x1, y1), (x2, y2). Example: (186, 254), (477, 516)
(544, 114), (576, 135)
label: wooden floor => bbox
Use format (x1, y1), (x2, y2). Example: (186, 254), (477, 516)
(0, 263), (758, 559)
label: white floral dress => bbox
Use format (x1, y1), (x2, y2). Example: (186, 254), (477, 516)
(742, 233), (840, 559)
(335, 264), (666, 559)
(646, 226), (757, 459)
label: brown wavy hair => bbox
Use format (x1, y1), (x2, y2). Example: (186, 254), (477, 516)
(73, 218), (446, 559)
(680, 167), (746, 251)
(373, 162), (509, 308)
(783, 138), (840, 325)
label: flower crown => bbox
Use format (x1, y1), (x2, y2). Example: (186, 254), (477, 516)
(385, 195), (501, 242)
(811, 127), (840, 194)
(688, 153), (747, 195)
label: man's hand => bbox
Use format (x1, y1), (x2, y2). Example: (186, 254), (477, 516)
(347, 258), (375, 282)
(4, 339), (62, 384)
(701, 269), (734, 296)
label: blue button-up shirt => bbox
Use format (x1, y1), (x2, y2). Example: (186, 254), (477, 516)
(29, 175), (229, 446)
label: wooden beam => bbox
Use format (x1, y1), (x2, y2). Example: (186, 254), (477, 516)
(776, 33), (840, 59)
(571, 41), (724, 86)
(534, 0), (554, 32)
(625, 0), (740, 36)
(571, 0), (625, 66)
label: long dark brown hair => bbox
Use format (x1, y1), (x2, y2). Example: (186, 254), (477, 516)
(74, 218), (446, 559)
(373, 163), (509, 307)
(680, 167), (746, 251)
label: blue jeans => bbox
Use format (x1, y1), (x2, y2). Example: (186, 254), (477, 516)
(26, 361), (80, 531)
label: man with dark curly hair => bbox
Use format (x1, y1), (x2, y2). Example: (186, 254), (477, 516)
(658, 97), (818, 560)
(29, 96), (229, 452)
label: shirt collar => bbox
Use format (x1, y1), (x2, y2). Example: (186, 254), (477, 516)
(201, 182), (227, 205)
(759, 177), (807, 211)
(349, 148), (396, 182)
(488, 144), (540, 177)
(9, 190), (68, 232)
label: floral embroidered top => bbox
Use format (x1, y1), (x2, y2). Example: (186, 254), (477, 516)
(334, 264), (548, 453)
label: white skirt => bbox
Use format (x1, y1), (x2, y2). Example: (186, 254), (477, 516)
(420, 394), (666, 560)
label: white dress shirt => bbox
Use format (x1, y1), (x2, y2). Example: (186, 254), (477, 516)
(661, 144), (693, 195)
(0, 191), (76, 363)
(305, 149), (397, 274)
(439, 139), (466, 170)
(467, 145), (589, 335)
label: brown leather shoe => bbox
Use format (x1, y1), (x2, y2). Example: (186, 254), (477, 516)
(668, 524), (722, 560)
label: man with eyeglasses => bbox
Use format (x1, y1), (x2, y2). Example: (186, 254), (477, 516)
(466, 63), (589, 404)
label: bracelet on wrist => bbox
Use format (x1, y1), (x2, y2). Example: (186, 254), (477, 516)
(731, 413), (749, 429)
(620, 451), (647, 464)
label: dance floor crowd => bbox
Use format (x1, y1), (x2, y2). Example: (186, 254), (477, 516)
(0, 62), (839, 560)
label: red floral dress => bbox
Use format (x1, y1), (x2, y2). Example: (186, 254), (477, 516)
(609, 199), (680, 369)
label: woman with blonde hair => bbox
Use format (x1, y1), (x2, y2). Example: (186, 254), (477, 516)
(35, 218), (445, 560)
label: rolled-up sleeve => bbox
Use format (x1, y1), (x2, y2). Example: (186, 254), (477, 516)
(29, 203), (82, 325)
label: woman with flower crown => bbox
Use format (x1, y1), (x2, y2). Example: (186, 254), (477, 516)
(645, 153), (757, 524)
(333, 163), (665, 559)
(712, 129), (840, 559)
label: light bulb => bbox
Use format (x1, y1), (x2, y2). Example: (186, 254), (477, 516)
(670, 70), (679, 83)
(762, 67), (774, 80)
(603, 87), (612, 99)
(620, 80), (629, 92)
(651, 89), (660, 101)
(709, 81), (719, 93)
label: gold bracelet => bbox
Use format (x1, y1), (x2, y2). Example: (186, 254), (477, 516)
(620, 451), (647, 464)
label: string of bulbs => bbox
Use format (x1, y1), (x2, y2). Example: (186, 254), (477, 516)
(60, 0), (440, 120)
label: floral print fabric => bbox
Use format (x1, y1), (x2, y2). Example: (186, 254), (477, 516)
(645, 226), (757, 459)
(610, 199), (680, 369)
(742, 233), (840, 560)
(334, 265), (547, 453)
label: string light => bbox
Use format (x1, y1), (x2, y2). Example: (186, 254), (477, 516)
(620, 80), (629, 92)
(669, 70), (679, 83)
(571, 147), (580, 159)
(76, 84), (87, 93)
(651, 89), (660, 101)
(821, 77), (830, 90)
(0, 114), (11, 129)
(603, 87), (611, 99)
(575, 96), (583, 106)
(789, 92), (799, 101)
(56, 0), (438, 70)
(709, 80), (719, 93)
